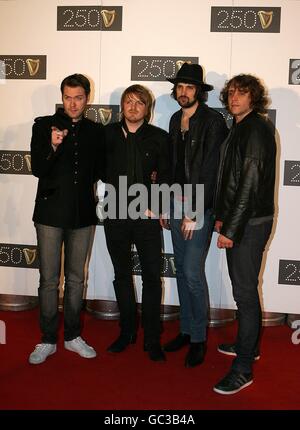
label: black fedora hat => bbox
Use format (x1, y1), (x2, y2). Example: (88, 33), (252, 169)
(167, 63), (213, 91)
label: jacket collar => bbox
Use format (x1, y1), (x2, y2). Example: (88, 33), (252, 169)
(55, 107), (84, 128)
(174, 102), (209, 122)
(233, 110), (257, 126)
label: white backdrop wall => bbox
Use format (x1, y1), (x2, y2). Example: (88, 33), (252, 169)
(1, 0), (300, 313)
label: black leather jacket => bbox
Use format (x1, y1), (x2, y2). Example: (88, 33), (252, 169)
(215, 111), (276, 243)
(169, 103), (228, 213)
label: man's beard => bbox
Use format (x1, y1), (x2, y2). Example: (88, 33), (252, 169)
(177, 96), (198, 108)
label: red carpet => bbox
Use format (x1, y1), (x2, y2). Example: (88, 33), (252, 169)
(0, 308), (300, 411)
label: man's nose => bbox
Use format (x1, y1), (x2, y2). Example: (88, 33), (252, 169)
(231, 90), (238, 100)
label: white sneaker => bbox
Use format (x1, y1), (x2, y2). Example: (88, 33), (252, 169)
(64, 336), (97, 358)
(29, 343), (57, 364)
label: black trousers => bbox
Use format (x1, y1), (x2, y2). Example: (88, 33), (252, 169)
(104, 218), (162, 343)
(226, 220), (273, 373)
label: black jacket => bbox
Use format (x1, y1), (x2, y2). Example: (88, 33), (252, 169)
(103, 120), (170, 216)
(169, 103), (228, 213)
(31, 108), (104, 228)
(215, 111), (276, 243)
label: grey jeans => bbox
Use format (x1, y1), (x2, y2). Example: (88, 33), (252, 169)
(35, 223), (93, 343)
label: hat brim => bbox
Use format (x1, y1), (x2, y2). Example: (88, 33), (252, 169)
(167, 77), (213, 91)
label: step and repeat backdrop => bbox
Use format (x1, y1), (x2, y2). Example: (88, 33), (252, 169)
(1, 0), (300, 313)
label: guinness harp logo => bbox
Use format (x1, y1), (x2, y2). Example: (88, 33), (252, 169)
(101, 9), (116, 28)
(23, 248), (37, 265)
(26, 58), (40, 76)
(176, 60), (192, 72)
(258, 10), (273, 30)
(24, 154), (31, 172)
(99, 108), (112, 125)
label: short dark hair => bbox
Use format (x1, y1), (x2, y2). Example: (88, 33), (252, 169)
(60, 74), (91, 97)
(220, 74), (269, 114)
(120, 84), (154, 122)
(171, 83), (208, 103)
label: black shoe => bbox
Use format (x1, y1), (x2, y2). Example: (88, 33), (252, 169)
(107, 333), (136, 353)
(143, 341), (150, 352)
(163, 333), (190, 352)
(147, 343), (166, 362)
(217, 343), (260, 361)
(213, 369), (253, 395)
(184, 342), (205, 368)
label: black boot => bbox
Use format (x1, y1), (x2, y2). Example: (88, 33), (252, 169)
(107, 333), (136, 353)
(145, 342), (166, 362)
(185, 342), (206, 368)
(163, 333), (190, 352)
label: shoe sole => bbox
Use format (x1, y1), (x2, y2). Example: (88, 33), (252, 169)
(217, 347), (260, 361)
(213, 379), (253, 395)
(29, 348), (56, 365)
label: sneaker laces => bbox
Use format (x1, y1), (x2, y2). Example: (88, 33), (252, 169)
(33, 343), (53, 353)
(223, 370), (239, 384)
(225, 370), (249, 385)
(73, 337), (90, 348)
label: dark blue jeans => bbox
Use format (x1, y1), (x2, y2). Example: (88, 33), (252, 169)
(35, 223), (93, 343)
(170, 204), (214, 343)
(226, 220), (273, 374)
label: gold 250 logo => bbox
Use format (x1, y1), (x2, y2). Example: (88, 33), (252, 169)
(0, 151), (31, 175)
(0, 55), (46, 79)
(210, 7), (281, 33)
(57, 6), (123, 31)
(0, 244), (38, 269)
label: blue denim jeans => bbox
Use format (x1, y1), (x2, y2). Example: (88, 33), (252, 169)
(35, 223), (93, 343)
(226, 220), (273, 374)
(170, 202), (214, 342)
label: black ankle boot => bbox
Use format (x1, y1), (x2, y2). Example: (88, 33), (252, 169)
(163, 333), (190, 352)
(185, 342), (205, 368)
(146, 343), (166, 362)
(107, 333), (136, 353)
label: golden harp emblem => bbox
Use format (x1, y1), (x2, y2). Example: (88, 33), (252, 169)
(258, 11), (273, 30)
(23, 248), (37, 265)
(101, 10), (116, 28)
(26, 58), (40, 76)
(99, 108), (112, 125)
(24, 154), (31, 172)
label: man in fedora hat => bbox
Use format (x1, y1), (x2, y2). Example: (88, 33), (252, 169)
(162, 63), (228, 367)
